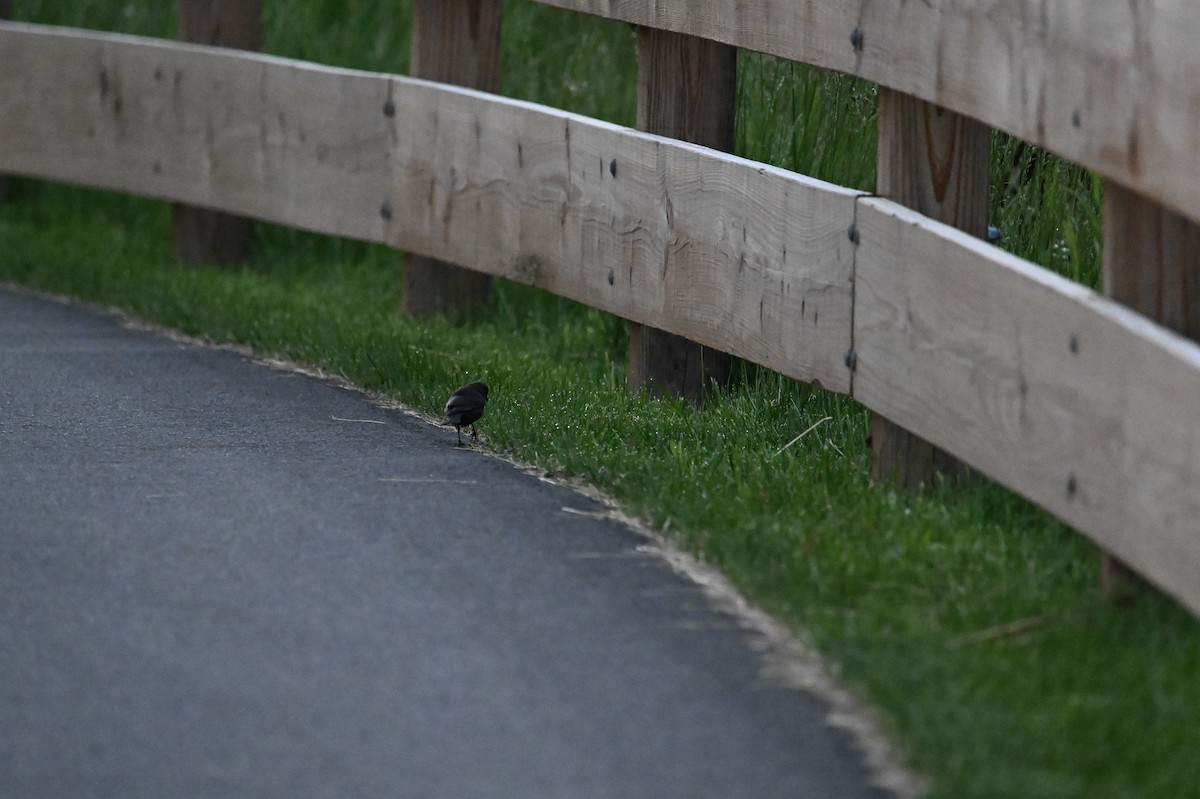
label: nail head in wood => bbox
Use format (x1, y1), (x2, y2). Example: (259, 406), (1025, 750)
(844, 348), (858, 371)
(609, 158), (617, 178)
(380, 201), (392, 220)
(850, 27), (864, 52)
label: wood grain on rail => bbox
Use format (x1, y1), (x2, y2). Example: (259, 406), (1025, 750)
(534, 0), (1200, 226)
(0, 21), (857, 393)
(853, 197), (1200, 616)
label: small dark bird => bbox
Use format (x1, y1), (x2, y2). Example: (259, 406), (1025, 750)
(444, 382), (489, 445)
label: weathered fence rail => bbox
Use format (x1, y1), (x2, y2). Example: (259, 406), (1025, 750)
(534, 0), (1200, 229)
(855, 199), (1200, 601)
(0, 21), (858, 393)
(1, 10), (1198, 616)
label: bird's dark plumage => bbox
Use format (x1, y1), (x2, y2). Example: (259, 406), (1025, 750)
(444, 382), (488, 445)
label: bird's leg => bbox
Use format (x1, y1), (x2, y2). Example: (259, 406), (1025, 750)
(471, 424), (479, 442)
(456, 426), (464, 446)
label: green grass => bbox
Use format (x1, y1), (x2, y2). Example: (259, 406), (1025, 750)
(3, 3), (1198, 798)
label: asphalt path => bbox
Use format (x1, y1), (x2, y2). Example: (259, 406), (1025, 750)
(0, 286), (896, 798)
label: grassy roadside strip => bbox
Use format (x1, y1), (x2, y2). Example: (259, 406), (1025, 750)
(3, 1), (1198, 797)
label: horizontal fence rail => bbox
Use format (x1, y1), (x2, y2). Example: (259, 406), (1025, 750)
(854, 200), (1200, 600)
(533, 0), (1200, 229)
(0, 21), (858, 393)
(2, 20), (1200, 616)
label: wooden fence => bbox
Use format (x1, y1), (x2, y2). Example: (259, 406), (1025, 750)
(1, 1), (1198, 617)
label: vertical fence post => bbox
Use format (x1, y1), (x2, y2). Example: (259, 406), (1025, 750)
(870, 89), (991, 490)
(626, 28), (736, 403)
(403, 0), (502, 318)
(173, 0), (261, 265)
(0, 0), (9, 204)
(1100, 184), (1200, 600)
